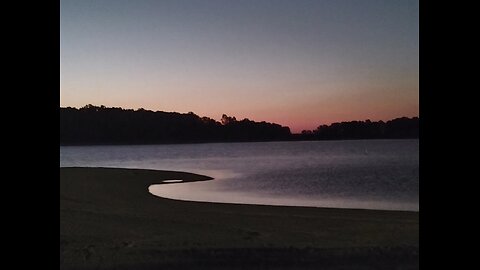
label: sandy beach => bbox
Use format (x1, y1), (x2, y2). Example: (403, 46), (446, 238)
(60, 167), (418, 269)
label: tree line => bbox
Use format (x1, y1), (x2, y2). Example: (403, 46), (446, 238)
(60, 105), (291, 145)
(296, 117), (419, 140)
(60, 105), (418, 145)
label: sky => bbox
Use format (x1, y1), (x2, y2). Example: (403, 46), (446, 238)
(60, 0), (419, 133)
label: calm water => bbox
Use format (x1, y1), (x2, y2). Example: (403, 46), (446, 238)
(60, 140), (419, 211)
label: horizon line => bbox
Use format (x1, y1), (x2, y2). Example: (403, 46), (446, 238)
(60, 104), (419, 133)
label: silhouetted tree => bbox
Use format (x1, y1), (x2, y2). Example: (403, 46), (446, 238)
(60, 105), (291, 145)
(60, 105), (417, 145)
(301, 117), (419, 140)
(221, 114), (237, 125)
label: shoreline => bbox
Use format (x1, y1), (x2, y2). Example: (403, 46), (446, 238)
(60, 167), (418, 269)
(60, 137), (419, 147)
(149, 183), (419, 213)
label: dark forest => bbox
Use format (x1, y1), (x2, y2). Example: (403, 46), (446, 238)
(60, 105), (418, 145)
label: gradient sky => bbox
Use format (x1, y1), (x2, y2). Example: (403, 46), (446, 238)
(60, 0), (418, 133)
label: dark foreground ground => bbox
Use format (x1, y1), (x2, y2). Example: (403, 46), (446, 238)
(60, 167), (418, 269)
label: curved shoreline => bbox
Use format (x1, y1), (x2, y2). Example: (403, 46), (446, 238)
(60, 167), (418, 269)
(149, 183), (419, 213)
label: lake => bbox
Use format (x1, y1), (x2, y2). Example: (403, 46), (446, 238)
(60, 139), (419, 211)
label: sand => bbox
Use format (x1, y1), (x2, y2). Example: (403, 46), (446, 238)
(60, 167), (419, 269)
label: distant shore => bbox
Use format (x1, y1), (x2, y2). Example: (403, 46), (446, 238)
(60, 137), (419, 147)
(61, 105), (418, 145)
(60, 167), (418, 269)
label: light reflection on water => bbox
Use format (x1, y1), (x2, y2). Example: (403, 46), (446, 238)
(149, 181), (418, 211)
(60, 140), (419, 211)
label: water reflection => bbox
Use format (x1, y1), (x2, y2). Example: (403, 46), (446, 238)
(61, 140), (419, 211)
